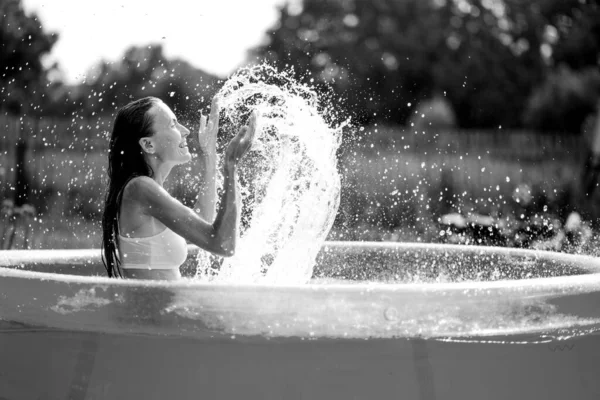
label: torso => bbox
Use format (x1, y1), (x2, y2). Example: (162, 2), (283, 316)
(117, 177), (188, 280)
(119, 178), (166, 238)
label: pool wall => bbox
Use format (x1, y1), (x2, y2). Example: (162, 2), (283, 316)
(1, 242), (600, 399)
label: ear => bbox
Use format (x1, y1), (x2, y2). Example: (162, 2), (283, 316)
(139, 137), (155, 154)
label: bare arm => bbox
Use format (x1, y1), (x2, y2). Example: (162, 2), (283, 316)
(211, 162), (240, 255)
(128, 112), (256, 257)
(194, 148), (218, 221)
(194, 98), (219, 222)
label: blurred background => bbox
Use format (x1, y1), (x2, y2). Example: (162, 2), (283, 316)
(1, 0), (600, 253)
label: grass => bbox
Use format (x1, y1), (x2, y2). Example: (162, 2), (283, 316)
(0, 123), (593, 250)
(334, 134), (582, 235)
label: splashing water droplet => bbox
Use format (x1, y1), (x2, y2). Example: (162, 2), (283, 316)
(196, 65), (344, 284)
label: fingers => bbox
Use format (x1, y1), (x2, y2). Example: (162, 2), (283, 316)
(207, 97), (220, 132)
(247, 110), (258, 141)
(226, 127), (246, 162)
(247, 111), (257, 132)
(239, 111), (258, 149)
(237, 126), (248, 137)
(225, 109), (259, 163)
(210, 95), (219, 112)
(198, 113), (207, 134)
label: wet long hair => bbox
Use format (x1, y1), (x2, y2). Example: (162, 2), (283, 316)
(101, 97), (160, 277)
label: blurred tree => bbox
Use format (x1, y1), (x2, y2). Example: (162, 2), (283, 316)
(0, 0), (58, 115)
(525, 66), (600, 133)
(538, 0), (600, 70)
(252, 0), (599, 129)
(525, 0), (600, 133)
(54, 44), (220, 120)
(408, 94), (457, 132)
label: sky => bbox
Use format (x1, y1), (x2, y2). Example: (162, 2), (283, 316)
(22, 0), (290, 82)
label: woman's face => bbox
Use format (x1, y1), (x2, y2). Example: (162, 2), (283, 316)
(145, 101), (191, 164)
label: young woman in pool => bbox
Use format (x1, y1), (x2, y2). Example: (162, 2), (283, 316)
(101, 96), (257, 280)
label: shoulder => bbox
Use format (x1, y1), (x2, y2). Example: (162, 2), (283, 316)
(122, 176), (188, 221)
(123, 176), (168, 204)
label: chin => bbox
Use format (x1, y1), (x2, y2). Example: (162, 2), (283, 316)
(180, 153), (193, 164)
(176, 149), (192, 164)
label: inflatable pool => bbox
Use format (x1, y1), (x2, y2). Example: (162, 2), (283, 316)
(1, 242), (600, 399)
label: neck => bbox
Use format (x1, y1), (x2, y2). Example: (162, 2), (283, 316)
(147, 158), (174, 187)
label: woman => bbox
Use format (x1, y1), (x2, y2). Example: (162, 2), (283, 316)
(101, 96), (256, 280)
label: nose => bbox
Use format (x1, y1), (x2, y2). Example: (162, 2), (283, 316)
(180, 124), (190, 138)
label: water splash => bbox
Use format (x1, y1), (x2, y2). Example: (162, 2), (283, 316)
(195, 65), (344, 284)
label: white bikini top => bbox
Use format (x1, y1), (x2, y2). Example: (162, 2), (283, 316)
(118, 228), (188, 270)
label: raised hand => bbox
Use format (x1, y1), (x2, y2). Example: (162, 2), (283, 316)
(225, 110), (258, 165)
(198, 96), (220, 157)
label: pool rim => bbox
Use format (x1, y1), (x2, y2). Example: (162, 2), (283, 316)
(2, 241), (600, 293)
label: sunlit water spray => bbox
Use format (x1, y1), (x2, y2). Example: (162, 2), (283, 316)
(195, 65), (344, 284)
(184, 65), (600, 342)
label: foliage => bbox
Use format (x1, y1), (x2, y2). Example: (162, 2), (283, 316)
(525, 66), (600, 133)
(0, 0), (221, 119)
(523, 0), (600, 133)
(252, 0), (599, 129)
(537, 0), (600, 70)
(46, 44), (221, 120)
(407, 94), (457, 132)
(15, 124), (589, 250)
(0, 0), (58, 114)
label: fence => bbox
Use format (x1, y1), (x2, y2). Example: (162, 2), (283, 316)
(357, 125), (586, 162)
(0, 114), (591, 248)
